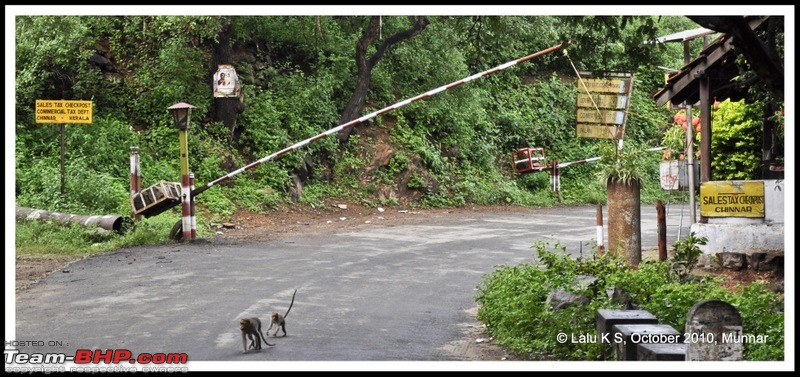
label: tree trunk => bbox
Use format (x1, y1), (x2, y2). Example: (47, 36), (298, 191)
(606, 178), (642, 267)
(212, 17), (243, 144)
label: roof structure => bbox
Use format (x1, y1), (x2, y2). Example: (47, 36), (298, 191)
(650, 27), (716, 44)
(652, 16), (771, 107)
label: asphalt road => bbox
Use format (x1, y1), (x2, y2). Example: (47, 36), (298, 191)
(12, 203), (693, 369)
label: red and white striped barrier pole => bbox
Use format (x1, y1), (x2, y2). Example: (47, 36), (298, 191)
(555, 147), (665, 170)
(181, 173), (192, 241)
(129, 146), (142, 221)
(189, 172), (197, 240)
(192, 41), (572, 198)
(596, 204), (605, 256)
(556, 156), (602, 170)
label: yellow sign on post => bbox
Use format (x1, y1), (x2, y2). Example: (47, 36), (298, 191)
(35, 100), (93, 124)
(577, 93), (627, 109)
(700, 181), (765, 218)
(581, 78), (628, 94)
(576, 109), (626, 124)
(576, 124), (621, 139)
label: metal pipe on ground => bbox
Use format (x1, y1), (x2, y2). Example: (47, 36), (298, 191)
(15, 206), (133, 233)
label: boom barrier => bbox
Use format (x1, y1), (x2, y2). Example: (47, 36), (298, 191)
(191, 41), (572, 198)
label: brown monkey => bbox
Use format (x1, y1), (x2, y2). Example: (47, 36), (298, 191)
(267, 289), (297, 337)
(239, 317), (274, 353)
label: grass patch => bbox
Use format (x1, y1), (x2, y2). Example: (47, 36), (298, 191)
(15, 214), (185, 259)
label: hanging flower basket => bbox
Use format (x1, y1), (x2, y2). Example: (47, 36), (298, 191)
(659, 159), (699, 191)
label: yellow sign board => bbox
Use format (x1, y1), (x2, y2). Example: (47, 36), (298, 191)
(575, 73), (632, 140)
(700, 181), (765, 218)
(35, 100), (93, 124)
(576, 109), (625, 124)
(576, 124), (621, 139)
(580, 78), (628, 93)
(577, 93), (627, 109)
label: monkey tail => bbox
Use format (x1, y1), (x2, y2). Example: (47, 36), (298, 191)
(259, 330), (275, 347)
(283, 288), (298, 319)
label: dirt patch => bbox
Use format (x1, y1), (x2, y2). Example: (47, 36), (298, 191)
(15, 255), (84, 293)
(640, 248), (785, 295)
(439, 306), (520, 361)
(211, 201), (534, 241)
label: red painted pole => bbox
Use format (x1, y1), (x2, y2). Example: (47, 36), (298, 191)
(130, 146), (141, 221)
(657, 200), (667, 261)
(596, 204), (605, 256)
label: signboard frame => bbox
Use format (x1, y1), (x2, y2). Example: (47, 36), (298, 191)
(34, 99), (94, 194)
(575, 71), (633, 140)
(35, 100), (93, 124)
(700, 181), (765, 218)
(213, 64), (241, 98)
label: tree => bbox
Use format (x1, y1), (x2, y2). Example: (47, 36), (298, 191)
(336, 16), (429, 145)
(555, 16), (666, 73)
(211, 16), (245, 143)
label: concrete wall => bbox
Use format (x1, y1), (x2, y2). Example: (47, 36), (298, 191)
(690, 180), (785, 255)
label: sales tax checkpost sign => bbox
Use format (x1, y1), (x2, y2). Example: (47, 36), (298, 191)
(35, 100), (93, 124)
(700, 181), (765, 218)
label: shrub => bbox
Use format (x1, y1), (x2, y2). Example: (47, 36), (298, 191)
(475, 241), (784, 361)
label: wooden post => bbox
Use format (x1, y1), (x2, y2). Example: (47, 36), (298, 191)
(60, 124), (66, 195)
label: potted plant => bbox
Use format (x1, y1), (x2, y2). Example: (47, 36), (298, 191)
(660, 108), (700, 191)
(595, 141), (649, 267)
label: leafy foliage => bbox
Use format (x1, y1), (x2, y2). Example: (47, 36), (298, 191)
(13, 15), (717, 219)
(710, 99), (763, 180)
(670, 231), (708, 279)
(593, 140), (651, 186)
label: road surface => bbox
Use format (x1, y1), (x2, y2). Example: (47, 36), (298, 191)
(12, 203), (693, 370)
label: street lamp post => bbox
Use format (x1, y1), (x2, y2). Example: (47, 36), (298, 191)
(168, 102), (197, 241)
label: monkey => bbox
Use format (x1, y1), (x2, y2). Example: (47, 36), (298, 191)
(240, 317), (262, 353)
(240, 318), (259, 352)
(239, 317), (274, 353)
(267, 289), (297, 337)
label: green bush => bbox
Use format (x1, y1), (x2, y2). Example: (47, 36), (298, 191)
(476, 241), (785, 361)
(475, 241), (610, 360)
(710, 99), (763, 180)
(670, 231), (708, 278)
